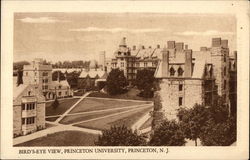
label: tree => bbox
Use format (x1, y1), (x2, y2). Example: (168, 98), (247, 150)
(177, 104), (211, 146)
(199, 115), (236, 146)
(95, 125), (146, 146)
(52, 71), (66, 81)
(106, 69), (128, 95)
(66, 71), (80, 89)
(16, 69), (23, 86)
(135, 69), (155, 98)
(150, 120), (186, 146)
(52, 98), (59, 109)
(13, 61), (30, 70)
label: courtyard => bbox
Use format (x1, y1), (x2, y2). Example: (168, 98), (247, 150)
(15, 92), (153, 146)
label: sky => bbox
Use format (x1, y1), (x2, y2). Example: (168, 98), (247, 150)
(14, 13), (236, 62)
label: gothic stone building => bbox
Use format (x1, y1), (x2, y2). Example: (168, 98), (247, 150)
(153, 37), (237, 122)
(13, 83), (46, 137)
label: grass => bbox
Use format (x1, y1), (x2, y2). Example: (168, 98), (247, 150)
(88, 88), (153, 101)
(70, 97), (148, 114)
(75, 106), (152, 131)
(60, 107), (138, 124)
(15, 131), (98, 146)
(139, 117), (153, 130)
(45, 116), (60, 122)
(46, 98), (80, 116)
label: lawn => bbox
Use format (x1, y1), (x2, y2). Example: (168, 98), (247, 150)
(15, 131), (98, 146)
(139, 117), (153, 130)
(75, 106), (152, 131)
(88, 88), (154, 101)
(46, 98), (80, 116)
(45, 116), (60, 122)
(69, 97), (149, 113)
(60, 107), (138, 124)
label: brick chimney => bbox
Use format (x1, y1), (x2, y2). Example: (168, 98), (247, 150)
(184, 49), (192, 77)
(133, 45), (136, 50)
(175, 42), (184, 51)
(167, 41), (175, 49)
(221, 40), (228, 48)
(162, 47), (169, 77)
(212, 38), (221, 47)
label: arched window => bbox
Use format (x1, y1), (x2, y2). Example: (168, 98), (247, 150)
(28, 91), (31, 96)
(177, 67), (184, 77)
(170, 67), (175, 76)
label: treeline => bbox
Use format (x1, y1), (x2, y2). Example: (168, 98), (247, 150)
(13, 60), (91, 70)
(52, 61), (90, 69)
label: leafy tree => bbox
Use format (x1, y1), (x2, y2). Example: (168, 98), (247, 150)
(150, 120), (186, 146)
(52, 71), (66, 81)
(13, 61), (30, 70)
(66, 71), (81, 89)
(177, 104), (210, 146)
(95, 125), (146, 146)
(135, 69), (155, 98)
(16, 69), (23, 86)
(52, 98), (59, 109)
(200, 115), (236, 146)
(106, 69), (128, 95)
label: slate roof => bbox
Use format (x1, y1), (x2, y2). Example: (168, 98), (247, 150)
(79, 69), (107, 79)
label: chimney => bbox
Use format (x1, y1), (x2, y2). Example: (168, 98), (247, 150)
(185, 45), (188, 50)
(175, 42), (184, 51)
(141, 45), (145, 49)
(200, 47), (207, 51)
(184, 49), (192, 77)
(212, 38), (221, 47)
(221, 40), (228, 48)
(167, 41), (175, 49)
(157, 44), (160, 49)
(133, 45), (136, 50)
(119, 37), (127, 47)
(161, 47), (169, 77)
(149, 46), (152, 49)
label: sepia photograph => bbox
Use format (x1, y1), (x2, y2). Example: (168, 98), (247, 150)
(12, 12), (237, 147)
(1, 1), (249, 159)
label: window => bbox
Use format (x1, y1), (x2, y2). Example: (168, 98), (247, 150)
(170, 67), (175, 76)
(121, 62), (124, 67)
(179, 84), (183, 91)
(34, 72), (37, 76)
(224, 54), (226, 62)
(21, 103), (25, 110)
(58, 92), (61, 96)
(42, 72), (48, 76)
(22, 118), (25, 125)
(121, 58), (124, 61)
(58, 85), (61, 89)
(26, 72), (28, 76)
(65, 91), (68, 95)
(28, 91), (31, 96)
(179, 97), (183, 106)
(224, 67), (226, 76)
(136, 62), (139, 67)
(177, 67), (184, 77)
(26, 117), (35, 125)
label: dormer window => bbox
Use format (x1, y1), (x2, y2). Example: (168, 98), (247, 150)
(28, 91), (31, 96)
(177, 67), (184, 77)
(170, 67), (175, 76)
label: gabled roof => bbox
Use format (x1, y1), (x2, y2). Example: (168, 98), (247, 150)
(13, 84), (29, 99)
(79, 69), (107, 79)
(50, 80), (70, 88)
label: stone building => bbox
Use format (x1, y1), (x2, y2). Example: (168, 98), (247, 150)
(78, 60), (108, 90)
(153, 37), (237, 123)
(13, 82), (45, 137)
(23, 58), (72, 100)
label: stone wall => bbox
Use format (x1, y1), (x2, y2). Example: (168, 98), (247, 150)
(13, 105), (22, 136)
(36, 102), (46, 129)
(158, 78), (203, 120)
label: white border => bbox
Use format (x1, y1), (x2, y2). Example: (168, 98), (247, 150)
(1, 1), (249, 159)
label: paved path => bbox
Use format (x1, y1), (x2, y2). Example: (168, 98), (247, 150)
(55, 92), (91, 123)
(131, 108), (153, 131)
(87, 96), (153, 103)
(13, 123), (102, 146)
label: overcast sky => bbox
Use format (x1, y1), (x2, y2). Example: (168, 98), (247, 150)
(14, 13), (236, 62)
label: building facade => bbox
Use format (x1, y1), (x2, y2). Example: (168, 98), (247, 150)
(23, 58), (73, 100)
(13, 84), (46, 137)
